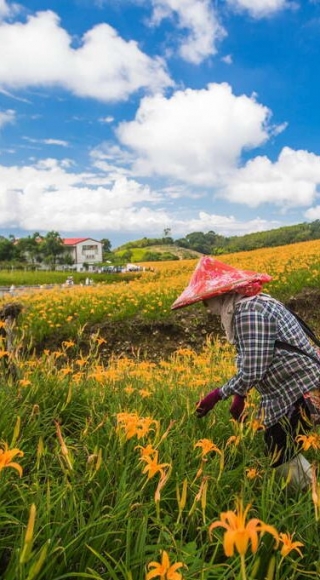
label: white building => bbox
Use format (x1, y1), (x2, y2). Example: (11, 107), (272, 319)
(63, 238), (103, 271)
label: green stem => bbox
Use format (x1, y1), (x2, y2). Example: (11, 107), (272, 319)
(240, 554), (247, 580)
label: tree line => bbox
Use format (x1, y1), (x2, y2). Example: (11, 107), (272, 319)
(1, 220), (320, 267)
(174, 220), (320, 254)
(117, 220), (320, 256)
(0, 232), (113, 268)
(0, 231), (68, 267)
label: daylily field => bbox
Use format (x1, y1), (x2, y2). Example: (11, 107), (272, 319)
(0, 240), (320, 580)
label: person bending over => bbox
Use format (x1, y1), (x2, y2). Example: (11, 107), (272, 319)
(171, 257), (320, 491)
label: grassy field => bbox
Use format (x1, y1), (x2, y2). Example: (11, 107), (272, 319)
(0, 241), (319, 580)
(0, 269), (142, 287)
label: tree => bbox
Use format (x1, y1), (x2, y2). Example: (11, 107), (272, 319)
(16, 233), (43, 264)
(60, 253), (74, 267)
(101, 238), (112, 252)
(121, 250), (133, 262)
(0, 238), (20, 261)
(182, 232), (211, 254)
(39, 231), (65, 267)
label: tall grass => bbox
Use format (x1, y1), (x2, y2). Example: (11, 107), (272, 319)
(0, 342), (319, 579)
(0, 269), (141, 287)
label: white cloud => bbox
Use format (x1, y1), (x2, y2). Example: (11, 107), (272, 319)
(173, 211), (280, 236)
(0, 108), (15, 127)
(304, 205), (320, 220)
(90, 142), (136, 176)
(159, 184), (203, 200)
(223, 147), (320, 208)
(117, 83), (271, 185)
(23, 137), (69, 147)
(96, 206), (171, 234)
(221, 54), (233, 64)
(0, 0), (9, 19)
(43, 139), (69, 147)
(0, 87), (31, 102)
(0, 151), (315, 240)
(149, 0), (226, 63)
(0, 158), (162, 231)
(0, 0), (21, 21)
(0, 10), (172, 101)
(99, 116), (114, 124)
(226, 0), (293, 18)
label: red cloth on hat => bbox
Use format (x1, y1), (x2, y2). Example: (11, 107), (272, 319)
(171, 257), (272, 310)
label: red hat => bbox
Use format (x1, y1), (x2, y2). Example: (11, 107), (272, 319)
(171, 256), (272, 310)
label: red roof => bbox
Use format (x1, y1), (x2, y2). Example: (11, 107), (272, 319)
(63, 238), (91, 246)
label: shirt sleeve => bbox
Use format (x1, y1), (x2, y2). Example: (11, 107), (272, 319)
(220, 307), (277, 399)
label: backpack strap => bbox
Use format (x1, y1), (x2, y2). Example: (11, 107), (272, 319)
(275, 339), (320, 366)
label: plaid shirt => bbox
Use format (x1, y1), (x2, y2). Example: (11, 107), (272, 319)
(220, 294), (320, 427)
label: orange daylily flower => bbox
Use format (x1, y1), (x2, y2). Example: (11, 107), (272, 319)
(146, 550), (185, 580)
(247, 418), (265, 434)
(279, 532), (304, 558)
(209, 498), (279, 557)
(136, 444), (157, 458)
(140, 451), (170, 480)
(0, 442), (24, 477)
(75, 358), (87, 368)
(62, 340), (75, 348)
(245, 468), (262, 480)
(194, 438), (222, 457)
(139, 389), (152, 398)
(116, 412), (158, 440)
(19, 378), (32, 387)
(0, 350), (9, 358)
(59, 367), (72, 376)
(296, 433), (320, 451)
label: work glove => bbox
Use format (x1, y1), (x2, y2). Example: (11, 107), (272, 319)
(229, 394), (246, 421)
(196, 388), (222, 418)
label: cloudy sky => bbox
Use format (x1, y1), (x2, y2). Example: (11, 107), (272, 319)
(1, 0), (320, 248)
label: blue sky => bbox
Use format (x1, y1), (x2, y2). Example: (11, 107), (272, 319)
(1, 0), (320, 249)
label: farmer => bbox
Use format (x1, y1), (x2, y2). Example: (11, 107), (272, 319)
(171, 257), (320, 491)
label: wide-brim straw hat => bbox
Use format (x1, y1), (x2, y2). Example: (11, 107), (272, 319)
(171, 256), (272, 310)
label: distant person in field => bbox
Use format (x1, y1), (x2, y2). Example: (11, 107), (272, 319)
(0, 302), (23, 379)
(171, 257), (320, 492)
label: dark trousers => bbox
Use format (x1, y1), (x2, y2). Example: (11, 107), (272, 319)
(264, 398), (312, 467)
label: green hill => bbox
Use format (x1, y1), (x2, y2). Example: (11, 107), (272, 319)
(113, 243), (202, 262)
(112, 220), (320, 262)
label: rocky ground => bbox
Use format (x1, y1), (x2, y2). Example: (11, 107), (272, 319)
(82, 288), (320, 363)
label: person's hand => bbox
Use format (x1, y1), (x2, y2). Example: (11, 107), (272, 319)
(229, 394), (246, 421)
(196, 388), (222, 418)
